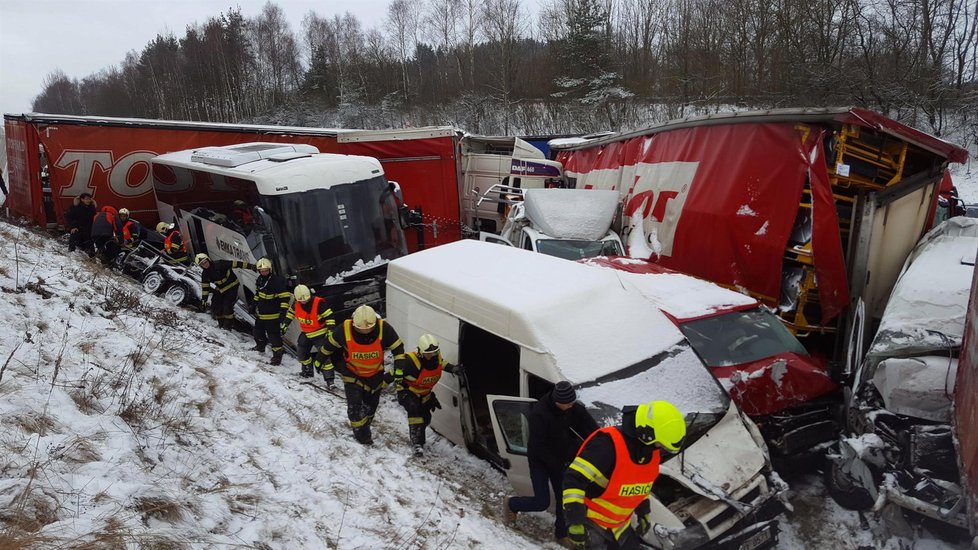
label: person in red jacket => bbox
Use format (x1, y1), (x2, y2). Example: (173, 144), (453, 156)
(562, 401), (687, 549)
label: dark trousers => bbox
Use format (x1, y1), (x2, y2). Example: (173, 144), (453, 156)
(296, 333), (324, 373)
(211, 289), (237, 321)
(510, 459), (568, 538)
(344, 376), (383, 443)
(397, 391), (433, 445)
(253, 318), (284, 352)
(93, 235), (120, 263)
(581, 522), (641, 550)
(68, 230), (92, 253)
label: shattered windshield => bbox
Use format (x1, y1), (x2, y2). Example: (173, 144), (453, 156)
(575, 343), (729, 447)
(680, 308), (808, 367)
(259, 176), (406, 284)
(536, 238), (623, 260)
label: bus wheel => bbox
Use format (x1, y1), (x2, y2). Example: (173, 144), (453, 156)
(142, 271), (167, 295)
(164, 283), (190, 306)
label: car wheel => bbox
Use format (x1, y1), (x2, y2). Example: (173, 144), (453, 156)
(163, 283), (189, 306)
(825, 455), (875, 510)
(142, 271), (167, 294)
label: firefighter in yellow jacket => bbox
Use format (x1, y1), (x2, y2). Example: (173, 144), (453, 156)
(318, 305), (405, 445)
(562, 401), (686, 549)
(283, 284), (334, 378)
(393, 334), (462, 455)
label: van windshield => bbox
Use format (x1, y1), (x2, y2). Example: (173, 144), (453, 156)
(575, 343), (729, 447)
(679, 308), (809, 367)
(536, 238), (623, 260)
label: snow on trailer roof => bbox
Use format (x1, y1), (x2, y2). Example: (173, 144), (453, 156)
(550, 107), (968, 163)
(385, 240), (685, 385)
(6, 112), (351, 136)
(870, 216), (978, 356)
(152, 143), (385, 196)
(582, 256), (758, 321)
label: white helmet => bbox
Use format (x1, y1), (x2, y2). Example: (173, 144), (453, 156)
(293, 284), (311, 302)
(194, 253), (210, 266)
(418, 334), (439, 354)
(352, 305), (377, 330)
(118, 208), (130, 217)
(256, 258), (273, 271)
(156, 222), (170, 234)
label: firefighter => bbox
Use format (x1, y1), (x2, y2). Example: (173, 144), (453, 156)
(91, 206), (122, 264)
(157, 222), (190, 265)
(195, 253), (256, 330)
(392, 334), (462, 455)
(562, 401), (686, 549)
(318, 305), (405, 445)
(66, 193), (96, 254)
(282, 284), (334, 377)
(117, 208), (142, 249)
(250, 257), (291, 365)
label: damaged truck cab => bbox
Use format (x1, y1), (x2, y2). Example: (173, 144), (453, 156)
(385, 240), (785, 549)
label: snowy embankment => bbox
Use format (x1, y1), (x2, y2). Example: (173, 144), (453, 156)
(0, 222), (554, 548)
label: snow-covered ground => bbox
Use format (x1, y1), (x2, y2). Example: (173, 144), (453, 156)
(0, 220), (971, 549)
(950, 158), (978, 204)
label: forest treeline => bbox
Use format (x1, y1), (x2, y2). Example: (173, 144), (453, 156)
(31, 0), (978, 141)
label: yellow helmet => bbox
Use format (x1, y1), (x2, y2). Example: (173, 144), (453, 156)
(156, 222), (170, 234)
(418, 334), (439, 354)
(635, 401), (686, 451)
(194, 253), (210, 266)
(256, 258), (273, 271)
(293, 284), (311, 302)
(352, 305), (377, 330)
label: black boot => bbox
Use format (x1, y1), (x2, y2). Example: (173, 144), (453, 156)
(270, 350), (283, 366)
(353, 426), (373, 445)
(250, 343), (266, 353)
(300, 363), (313, 378)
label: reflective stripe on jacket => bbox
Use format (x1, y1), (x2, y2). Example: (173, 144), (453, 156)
(293, 296), (332, 337)
(403, 352), (445, 396)
(343, 319), (385, 378)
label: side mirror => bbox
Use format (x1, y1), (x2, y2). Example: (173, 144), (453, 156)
(389, 180), (404, 205)
(252, 206), (269, 233)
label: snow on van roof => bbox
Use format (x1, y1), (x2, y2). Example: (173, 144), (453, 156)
(582, 256), (758, 320)
(870, 217), (978, 356)
(152, 144), (385, 196)
(386, 240), (685, 384)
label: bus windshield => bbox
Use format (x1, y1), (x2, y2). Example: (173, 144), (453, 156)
(259, 176), (407, 284)
(535, 238), (623, 260)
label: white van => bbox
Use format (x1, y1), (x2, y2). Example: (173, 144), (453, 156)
(385, 240), (785, 549)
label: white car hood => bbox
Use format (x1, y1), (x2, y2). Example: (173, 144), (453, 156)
(872, 356), (958, 422)
(660, 401), (766, 500)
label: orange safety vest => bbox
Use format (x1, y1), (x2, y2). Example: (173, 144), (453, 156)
(164, 229), (186, 254)
(294, 297), (328, 337)
(583, 427), (661, 536)
(404, 352), (444, 396)
(121, 220), (136, 242)
(343, 319), (385, 378)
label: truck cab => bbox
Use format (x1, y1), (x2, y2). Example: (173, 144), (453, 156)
(385, 240), (784, 550)
(479, 188), (624, 260)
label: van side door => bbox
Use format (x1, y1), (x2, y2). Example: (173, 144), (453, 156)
(486, 395), (536, 495)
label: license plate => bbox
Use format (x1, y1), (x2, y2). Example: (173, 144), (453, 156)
(739, 525), (774, 550)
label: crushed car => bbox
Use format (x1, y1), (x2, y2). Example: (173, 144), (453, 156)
(827, 216), (978, 535)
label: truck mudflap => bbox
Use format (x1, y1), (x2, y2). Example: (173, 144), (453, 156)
(650, 489), (784, 550)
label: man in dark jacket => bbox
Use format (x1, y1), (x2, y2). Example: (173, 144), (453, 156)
(66, 193), (96, 253)
(251, 257), (291, 365)
(91, 206), (121, 263)
(504, 381), (599, 545)
(195, 253), (256, 330)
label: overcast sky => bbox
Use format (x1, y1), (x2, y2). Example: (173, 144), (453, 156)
(0, 0), (414, 116)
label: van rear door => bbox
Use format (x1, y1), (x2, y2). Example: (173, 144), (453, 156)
(487, 395), (536, 495)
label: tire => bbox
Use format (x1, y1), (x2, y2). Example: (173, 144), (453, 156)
(825, 455), (875, 511)
(142, 271), (167, 295)
(163, 283), (189, 306)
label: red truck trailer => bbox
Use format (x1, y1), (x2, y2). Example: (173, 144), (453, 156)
(2, 114), (464, 251)
(551, 107), (968, 362)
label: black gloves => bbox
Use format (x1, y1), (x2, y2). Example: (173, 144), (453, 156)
(427, 394), (442, 410)
(383, 371), (395, 385)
